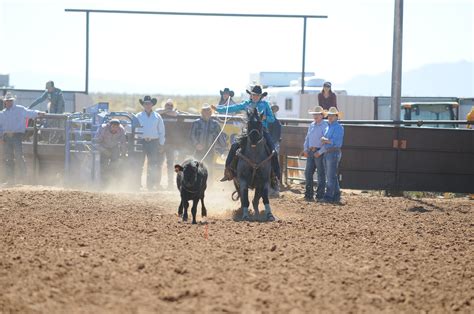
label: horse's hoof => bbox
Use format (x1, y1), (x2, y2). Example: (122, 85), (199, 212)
(242, 215), (250, 221)
(266, 213), (276, 222)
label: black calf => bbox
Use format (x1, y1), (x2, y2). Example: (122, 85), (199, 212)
(174, 159), (208, 224)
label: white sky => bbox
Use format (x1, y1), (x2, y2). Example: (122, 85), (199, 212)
(0, 0), (473, 94)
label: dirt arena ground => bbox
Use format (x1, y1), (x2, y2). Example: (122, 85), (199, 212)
(0, 185), (472, 313)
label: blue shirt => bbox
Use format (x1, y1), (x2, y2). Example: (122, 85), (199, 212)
(319, 120), (344, 154)
(29, 88), (65, 113)
(304, 120), (328, 152)
(136, 111), (166, 145)
(0, 104), (40, 134)
(215, 99), (275, 129)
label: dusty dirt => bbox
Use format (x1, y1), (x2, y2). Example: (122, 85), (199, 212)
(0, 185), (472, 313)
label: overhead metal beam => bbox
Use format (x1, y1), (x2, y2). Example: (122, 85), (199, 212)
(66, 9), (327, 94)
(65, 9), (327, 19)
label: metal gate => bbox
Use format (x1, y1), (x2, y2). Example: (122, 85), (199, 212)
(280, 123), (474, 193)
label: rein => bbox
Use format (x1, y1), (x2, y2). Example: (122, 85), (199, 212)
(236, 148), (275, 189)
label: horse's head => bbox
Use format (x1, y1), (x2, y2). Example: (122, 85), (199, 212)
(246, 107), (264, 145)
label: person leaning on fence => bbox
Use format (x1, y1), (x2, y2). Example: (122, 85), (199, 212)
(136, 95), (165, 191)
(303, 105), (328, 202)
(318, 81), (337, 111)
(0, 92), (45, 185)
(190, 104), (226, 180)
(156, 99), (180, 189)
(318, 107), (344, 204)
(211, 85), (281, 183)
(29, 81), (66, 143)
(94, 119), (127, 186)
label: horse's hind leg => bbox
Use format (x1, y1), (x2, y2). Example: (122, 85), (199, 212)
(262, 183), (275, 222)
(252, 187), (261, 219)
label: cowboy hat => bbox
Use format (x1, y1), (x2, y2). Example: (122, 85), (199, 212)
(201, 103), (212, 112)
(2, 92), (16, 101)
(323, 81), (332, 88)
(139, 95), (157, 106)
(327, 106), (339, 115)
(220, 87), (234, 97)
(246, 85), (268, 98)
(109, 119), (121, 125)
(308, 105), (324, 115)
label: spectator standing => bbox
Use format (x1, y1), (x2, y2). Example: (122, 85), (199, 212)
(94, 119), (127, 186)
(268, 104), (282, 196)
(136, 96), (165, 191)
(302, 106), (328, 201)
(190, 104), (225, 181)
(218, 87), (236, 106)
(319, 107), (344, 204)
(157, 99), (179, 189)
(318, 81), (337, 110)
(268, 104), (282, 153)
(0, 92), (45, 185)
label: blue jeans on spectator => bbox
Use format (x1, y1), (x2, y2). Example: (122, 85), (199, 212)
(304, 153), (326, 200)
(2, 133), (26, 183)
(323, 150), (342, 203)
(139, 139), (160, 190)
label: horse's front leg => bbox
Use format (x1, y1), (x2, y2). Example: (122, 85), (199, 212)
(252, 187), (261, 220)
(262, 182), (275, 222)
(239, 180), (250, 221)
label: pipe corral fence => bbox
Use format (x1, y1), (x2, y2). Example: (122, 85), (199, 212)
(2, 113), (473, 193)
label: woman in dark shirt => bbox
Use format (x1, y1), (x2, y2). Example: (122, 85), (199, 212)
(318, 81), (337, 110)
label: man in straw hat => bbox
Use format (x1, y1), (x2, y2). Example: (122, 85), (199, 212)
(319, 106), (344, 204)
(135, 95), (165, 191)
(303, 105), (328, 201)
(0, 92), (45, 185)
(190, 104), (225, 182)
(211, 85), (281, 183)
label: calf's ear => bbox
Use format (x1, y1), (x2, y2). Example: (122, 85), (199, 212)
(174, 164), (183, 173)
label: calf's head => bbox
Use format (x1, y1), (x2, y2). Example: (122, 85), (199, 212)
(174, 160), (200, 189)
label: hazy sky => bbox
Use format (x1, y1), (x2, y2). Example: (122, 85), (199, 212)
(1, 0), (473, 94)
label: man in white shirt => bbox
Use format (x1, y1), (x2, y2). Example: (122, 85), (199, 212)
(0, 92), (45, 185)
(135, 96), (165, 191)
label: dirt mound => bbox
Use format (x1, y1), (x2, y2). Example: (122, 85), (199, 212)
(0, 186), (472, 313)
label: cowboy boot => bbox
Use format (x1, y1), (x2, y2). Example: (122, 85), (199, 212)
(219, 167), (234, 182)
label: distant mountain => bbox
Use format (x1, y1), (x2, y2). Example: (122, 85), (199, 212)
(342, 60), (474, 97)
